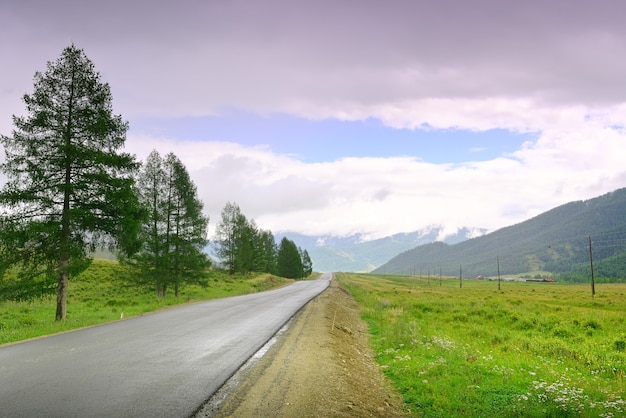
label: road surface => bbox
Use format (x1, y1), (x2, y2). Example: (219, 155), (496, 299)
(0, 274), (330, 418)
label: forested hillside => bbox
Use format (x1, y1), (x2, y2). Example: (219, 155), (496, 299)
(374, 188), (626, 281)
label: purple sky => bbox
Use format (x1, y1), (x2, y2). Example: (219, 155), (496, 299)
(1, 0), (626, 239)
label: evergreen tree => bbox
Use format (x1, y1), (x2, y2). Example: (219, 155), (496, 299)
(215, 202), (262, 274)
(130, 150), (209, 296)
(164, 153), (210, 295)
(214, 202), (281, 275)
(215, 202), (243, 275)
(277, 237), (304, 279)
(132, 150), (167, 294)
(0, 45), (142, 320)
(236, 213), (256, 273)
(301, 248), (313, 277)
(257, 229), (278, 274)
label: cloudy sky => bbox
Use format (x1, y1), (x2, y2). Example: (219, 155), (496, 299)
(2, 0), (626, 241)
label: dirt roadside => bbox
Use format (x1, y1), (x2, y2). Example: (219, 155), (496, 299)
(196, 279), (408, 417)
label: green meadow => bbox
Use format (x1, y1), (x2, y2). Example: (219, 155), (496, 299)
(337, 273), (626, 417)
(0, 259), (291, 345)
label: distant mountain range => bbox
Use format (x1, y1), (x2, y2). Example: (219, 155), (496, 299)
(276, 226), (487, 273)
(373, 188), (626, 279)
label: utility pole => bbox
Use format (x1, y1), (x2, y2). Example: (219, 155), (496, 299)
(459, 264), (463, 288)
(589, 235), (595, 298)
(439, 266), (442, 287)
(497, 255), (501, 291)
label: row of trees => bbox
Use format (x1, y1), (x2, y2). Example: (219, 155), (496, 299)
(0, 45), (312, 321)
(128, 150), (210, 297)
(214, 202), (312, 279)
(0, 45), (147, 320)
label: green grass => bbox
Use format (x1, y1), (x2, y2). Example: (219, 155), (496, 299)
(0, 259), (292, 345)
(337, 273), (626, 417)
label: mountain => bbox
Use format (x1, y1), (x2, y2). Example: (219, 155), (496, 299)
(373, 188), (626, 280)
(276, 226), (486, 273)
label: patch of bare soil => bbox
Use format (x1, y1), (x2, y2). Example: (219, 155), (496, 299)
(198, 279), (407, 417)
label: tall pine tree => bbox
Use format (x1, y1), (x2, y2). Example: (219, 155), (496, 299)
(0, 45), (142, 320)
(164, 153), (210, 296)
(130, 150), (209, 296)
(214, 202), (243, 275)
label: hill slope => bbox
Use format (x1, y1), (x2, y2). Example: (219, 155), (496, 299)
(374, 188), (626, 279)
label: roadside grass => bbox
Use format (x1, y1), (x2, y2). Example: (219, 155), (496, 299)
(336, 273), (626, 417)
(0, 259), (292, 345)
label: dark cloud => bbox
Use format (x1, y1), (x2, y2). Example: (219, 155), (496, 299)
(2, 1), (626, 238)
(3, 0), (626, 124)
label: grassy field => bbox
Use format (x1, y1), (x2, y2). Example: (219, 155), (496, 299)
(0, 259), (292, 345)
(336, 273), (626, 417)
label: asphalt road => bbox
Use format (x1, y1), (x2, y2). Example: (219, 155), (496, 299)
(0, 274), (331, 418)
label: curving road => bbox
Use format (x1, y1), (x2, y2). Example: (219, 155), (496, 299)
(0, 274), (331, 418)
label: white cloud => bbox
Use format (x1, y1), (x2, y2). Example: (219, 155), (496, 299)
(124, 118), (626, 241)
(2, 0), (626, 241)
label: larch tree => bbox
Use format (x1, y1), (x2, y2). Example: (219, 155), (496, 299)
(301, 248), (313, 277)
(164, 153), (209, 296)
(214, 202), (240, 275)
(0, 45), (142, 320)
(130, 150), (209, 297)
(131, 150), (167, 294)
(215, 202), (254, 275)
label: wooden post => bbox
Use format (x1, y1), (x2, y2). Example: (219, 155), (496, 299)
(589, 235), (595, 298)
(497, 255), (501, 291)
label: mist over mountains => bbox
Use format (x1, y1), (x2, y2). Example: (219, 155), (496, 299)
(276, 226), (486, 273)
(278, 187), (626, 279)
(374, 188), (626, 280)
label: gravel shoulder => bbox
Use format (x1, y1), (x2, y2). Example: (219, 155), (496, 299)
(197, 278), (407, 417)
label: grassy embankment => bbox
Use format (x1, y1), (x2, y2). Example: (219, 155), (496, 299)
(336, 273), (626, 417)
(0, 259), (292, 345)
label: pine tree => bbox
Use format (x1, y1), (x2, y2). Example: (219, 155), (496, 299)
(277, 237), (304, 279)
(301, 248), (313, 277)
(164, 153), (209, 296)
(257, 229), (278, 274)
(0, 45), (142, 320)
(215, 202), (243, 275)
(130, 150), (209, 296)
(132, 150), (167, 294)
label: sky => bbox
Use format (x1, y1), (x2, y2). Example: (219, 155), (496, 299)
(1, 0), (626, 241)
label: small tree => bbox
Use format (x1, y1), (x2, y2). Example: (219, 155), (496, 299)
(215, 202), (259, 275)
(0, 45), (142, 320)
(277, 237), (304, 279)
(301, 248), (313, 277)
(236, 214), (256, 273)
(257, 229), (278, 274)
(214, 202), (243, 275)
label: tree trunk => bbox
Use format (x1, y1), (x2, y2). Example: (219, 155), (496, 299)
(56, 264), (69, 321)
(56, 63), (75, 321)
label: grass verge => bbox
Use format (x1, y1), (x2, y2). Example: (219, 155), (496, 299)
(0, 259), (292, 345)
(337, 273), (626, 417)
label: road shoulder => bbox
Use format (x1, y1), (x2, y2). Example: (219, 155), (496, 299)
(200, 279), (407, 417)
